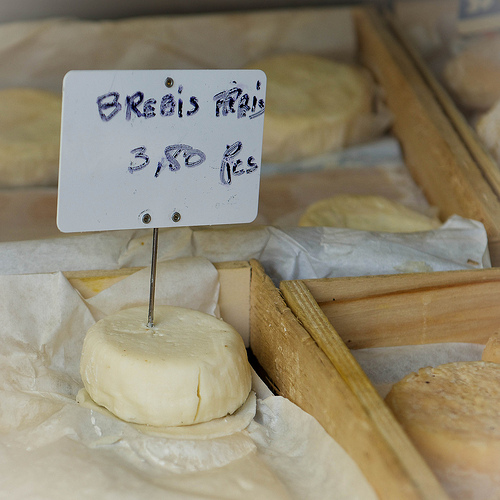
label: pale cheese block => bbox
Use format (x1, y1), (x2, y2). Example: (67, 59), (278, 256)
(385, 361), (500, 499)
(246, 53), (375, 163)
(443, 35), (500, 111)
(80, 305), (252, 427)
(0, 88), (61, 187)
(298, 194), (441, 232)
(482, 333), (500, 364)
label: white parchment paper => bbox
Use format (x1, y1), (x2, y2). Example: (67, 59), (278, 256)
(0, 215), (490, 284)
(0, 257), (377, 500)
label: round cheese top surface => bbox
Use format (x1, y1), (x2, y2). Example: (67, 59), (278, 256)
(386, 361), (500, 498)
(299, 194), (441, 232)
(246, 53), (374, 162)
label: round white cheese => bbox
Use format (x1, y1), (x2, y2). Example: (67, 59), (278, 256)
(80, 305), (252, 427)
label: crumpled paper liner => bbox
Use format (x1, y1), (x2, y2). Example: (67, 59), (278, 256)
(0, 256), (377, 499)
(0, 216), (490, 283)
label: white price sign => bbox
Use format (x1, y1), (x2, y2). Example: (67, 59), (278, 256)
(57, 69), (266, 232)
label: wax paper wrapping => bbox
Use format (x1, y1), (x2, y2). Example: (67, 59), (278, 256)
(0, 256), (377, 500)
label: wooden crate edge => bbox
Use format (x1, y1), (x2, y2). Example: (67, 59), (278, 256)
(249, 259), (447, 499)
(353, 8), (500, 245)
(278, 277), (448, 499)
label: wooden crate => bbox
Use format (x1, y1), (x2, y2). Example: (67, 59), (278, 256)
(377, 9), (500, 265)
(274, 267), (500, 500)
(65, 259), (447, 499)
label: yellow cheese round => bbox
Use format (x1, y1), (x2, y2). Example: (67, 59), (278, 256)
(247, 53), (374, 163)
(385, 361), (500, 498)
(80, 305), (252, 427)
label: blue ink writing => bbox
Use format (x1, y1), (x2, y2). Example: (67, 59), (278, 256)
(97, 91), (199, 121)
(213, 80), (265, 119)
(129, 146), (149, 173)
(155, 144), (206, 177)
(220, 141), (259, 185)
(96, 92), (121, 121)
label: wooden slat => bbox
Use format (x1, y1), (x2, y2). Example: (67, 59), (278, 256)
(250, 259), (448, 500)
(317, 280), (500, 349)
(278, 277), (448, 500)
(301, 267), (500, 302)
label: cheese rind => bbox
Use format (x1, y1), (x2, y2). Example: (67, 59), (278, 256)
(80, 305), (252, 427)
(385, 361), (500, 498)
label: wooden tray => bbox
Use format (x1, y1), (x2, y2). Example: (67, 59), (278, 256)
(380, 10), (500, 265)
(64, 259), (446, 499)
(274, 267), (500, 500)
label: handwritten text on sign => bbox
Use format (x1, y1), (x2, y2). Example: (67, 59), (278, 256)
(57, 70), (266, 232)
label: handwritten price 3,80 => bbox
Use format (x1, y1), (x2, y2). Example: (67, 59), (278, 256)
(129, 141), (259, 185)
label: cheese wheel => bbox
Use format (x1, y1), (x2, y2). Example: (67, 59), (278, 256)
(80, 305), (252, 427)
(0, 88), (61, 187)
(482, 333), (500, 364)
(246, 53), (374, 163)
(443, 34), (500, 111)
(385, 362), (500, 498)
(298, 194), (441, 232)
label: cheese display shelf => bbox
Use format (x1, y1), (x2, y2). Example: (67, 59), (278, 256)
(1, 5), (499, 499)
(1, 6), (498, 264)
